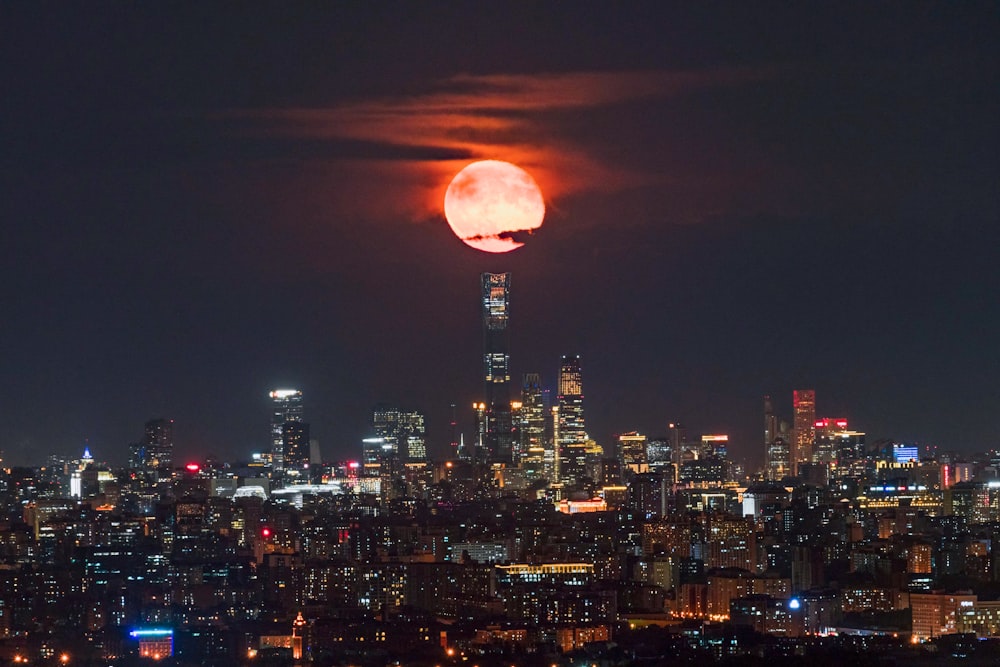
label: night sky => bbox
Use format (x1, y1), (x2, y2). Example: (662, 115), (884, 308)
(2, 4), (998, 468)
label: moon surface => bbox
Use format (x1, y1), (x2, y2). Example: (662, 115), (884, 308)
(444, 160), (545, 253)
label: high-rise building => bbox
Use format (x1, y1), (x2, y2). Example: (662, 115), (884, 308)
(764, 395), (791, 480)
(812, 417), (848, 464)
(667, 422), (687, 466)
(792, 389), (815, 475)
(400, 410), (427, 461)
(519, 373), (546, 474)
(373, 404), (427, 463)
(557, 355), (587, 484)
(281, 421), (311, 471)
(482, 273), (513, 462)
(270, 389), (304, 472)
(144, 418), (174, 472)
(619, 432), (648, 474)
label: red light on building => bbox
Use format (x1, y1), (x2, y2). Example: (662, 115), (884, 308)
(262, 527), (271, 538)
(185, 463), (200, 473)
(836, 420), (848, 429)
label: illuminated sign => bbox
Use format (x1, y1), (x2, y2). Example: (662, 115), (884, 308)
(130, 629), (173, 638)
(893, 445), (919, 463)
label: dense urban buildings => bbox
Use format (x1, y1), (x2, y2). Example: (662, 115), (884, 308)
(2, 274), (999, 666)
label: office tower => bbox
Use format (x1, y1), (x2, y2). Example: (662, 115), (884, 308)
(618, 432), (648, 474)
(520, 373), (546, 475)
(509, 400), (523, 462)
(372, 404), (427, 462)
(281, 421), (311, 471)
(764, 395), (791, 480)
(482, 273), (513, 462)
(399, 410), (427, 461)
(557, 355), (587, 484)
(766, 436), (791, 481)
(792, 389), (815, 475)
(362, 437), (395, 476)
(812, 418), (866, 468)
(812, 417), (847, 464)
(645, 437), (672, 472)
(143, 418), (174, 472)
(373, 403), (401, 453)
(700, 434), (728, 459)
(270, 389), (304, 472)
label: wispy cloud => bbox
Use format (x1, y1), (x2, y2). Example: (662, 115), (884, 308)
(221, 67), (775, 221)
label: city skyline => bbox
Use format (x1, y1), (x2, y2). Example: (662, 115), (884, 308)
(2, 5), (998, 466)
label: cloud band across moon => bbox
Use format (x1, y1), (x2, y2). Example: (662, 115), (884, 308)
(217, 67), (778, 223)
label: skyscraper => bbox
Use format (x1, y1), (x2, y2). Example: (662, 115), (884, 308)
(519, 373), (546, 475)
(764, 395), (790, 480)
(482, 273), (513, 462)
(143, 418), (174, 473)
(372, 404), (427, 462)
(270, 389), (303, 472)
(557, 355), (587, 484)
(282, 421), (311, 470)
(792, 389), (816, 475)
(618, 431), (648, 474)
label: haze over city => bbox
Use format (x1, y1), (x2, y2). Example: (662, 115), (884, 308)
(2, 4), (998, 467)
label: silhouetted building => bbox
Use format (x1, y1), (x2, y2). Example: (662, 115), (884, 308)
(142, 419), (174, 470)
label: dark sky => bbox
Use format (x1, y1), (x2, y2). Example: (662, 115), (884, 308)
(2, 3), (998, 468)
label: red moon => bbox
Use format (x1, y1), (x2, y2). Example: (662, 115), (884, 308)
(444, 160), (545, 253)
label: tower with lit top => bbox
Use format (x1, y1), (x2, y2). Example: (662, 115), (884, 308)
(481, 273), (513, 462)
(792, 389), (815, 474)
(557, 354), (587, 484)
(270, 389), (303, 472)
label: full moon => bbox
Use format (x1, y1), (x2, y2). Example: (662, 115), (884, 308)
(444, 160), (545, 253)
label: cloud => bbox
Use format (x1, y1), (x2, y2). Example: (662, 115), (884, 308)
(220, 67), (775, 221)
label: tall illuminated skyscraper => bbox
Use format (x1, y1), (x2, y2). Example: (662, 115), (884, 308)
(482, 273), (513, 462)
(519, 373), (546, 474)
(270, 389), (303, 472)
(557, 355), (587, 484)
(792, 389), (816, 474)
